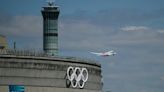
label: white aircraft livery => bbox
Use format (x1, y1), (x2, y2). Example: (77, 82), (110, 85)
(90, 50), (116, 57)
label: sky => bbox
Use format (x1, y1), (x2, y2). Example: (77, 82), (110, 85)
(0, 0), (164, 92)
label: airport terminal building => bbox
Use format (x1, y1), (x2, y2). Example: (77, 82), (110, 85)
(0, 2), (103, 92)
(0, 52), (102, 92)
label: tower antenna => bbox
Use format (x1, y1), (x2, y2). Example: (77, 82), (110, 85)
(46, 0), (55, 6)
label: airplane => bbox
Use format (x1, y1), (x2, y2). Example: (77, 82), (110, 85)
(90, 50), (116, 57)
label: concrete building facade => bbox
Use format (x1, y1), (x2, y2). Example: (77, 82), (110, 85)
(0, 54), (102, 92)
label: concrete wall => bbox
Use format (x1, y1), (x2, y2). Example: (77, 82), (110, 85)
(0, 55), (102, 92)
(0, 86), (102, 92)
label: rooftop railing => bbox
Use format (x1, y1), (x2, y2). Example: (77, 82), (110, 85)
(0, 49), (98, 65)
(0, 49), (46, 57)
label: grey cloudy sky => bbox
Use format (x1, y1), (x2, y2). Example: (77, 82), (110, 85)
(0, 0), (164, 92)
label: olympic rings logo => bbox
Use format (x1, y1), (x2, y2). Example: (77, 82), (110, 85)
(66, 66), (88, 88)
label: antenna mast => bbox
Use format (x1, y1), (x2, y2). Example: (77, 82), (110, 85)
(46, 0), (56, 6)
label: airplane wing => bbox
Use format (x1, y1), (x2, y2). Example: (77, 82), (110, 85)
(90, 52), (102, 56)
(108, 50), (114, 53)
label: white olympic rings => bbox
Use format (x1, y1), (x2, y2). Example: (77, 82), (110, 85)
(66, 66), (88, 88)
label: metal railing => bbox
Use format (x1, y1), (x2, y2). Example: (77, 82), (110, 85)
(0, 49), (98, 65)
(0, 49), (46, 57)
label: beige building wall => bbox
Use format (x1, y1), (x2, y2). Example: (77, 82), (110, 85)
(0, 35), (7, 49)
(0, 86), (8, 92)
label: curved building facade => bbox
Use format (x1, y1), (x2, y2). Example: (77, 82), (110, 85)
(0, 54), (102, 92)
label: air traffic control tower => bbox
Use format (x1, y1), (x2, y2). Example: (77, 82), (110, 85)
(42, 2), (59, 56)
